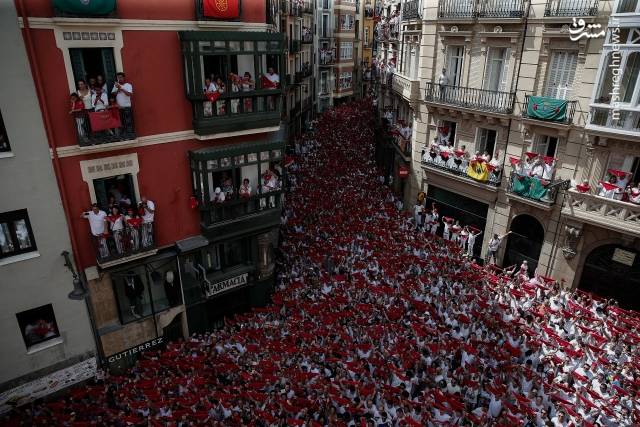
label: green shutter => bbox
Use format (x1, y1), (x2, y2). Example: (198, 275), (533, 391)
(69, 48), (86, 84)
(101, 48), (117, 92)
(53, 0), (116, 15)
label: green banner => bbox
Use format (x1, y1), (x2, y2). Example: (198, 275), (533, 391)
(526, 96), (567, 122)
(511, 175), (548, 200)
(53, 0), (116, 15)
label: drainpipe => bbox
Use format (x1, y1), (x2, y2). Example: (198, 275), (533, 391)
(15, 0), (105, 367)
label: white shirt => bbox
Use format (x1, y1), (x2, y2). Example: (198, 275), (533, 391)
(142, 200), (155, 223)
(111, 82), (133, 108)
(91, 92), (108, 111)
(84, 210), (107, 236)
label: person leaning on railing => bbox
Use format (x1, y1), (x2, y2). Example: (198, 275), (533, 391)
(139, 196), (155, 248)
(81, 203), (109, 259)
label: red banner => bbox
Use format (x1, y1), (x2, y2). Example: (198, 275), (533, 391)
(203, 0), (240, 19)
(205, 91), (221, 103)
(88, 108), (121, 132)
(398, 165), (409, 178)
(261, 75), (279, 89)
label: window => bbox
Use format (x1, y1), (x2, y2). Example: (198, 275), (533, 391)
(446, 46), (464, 86)
(322, 14), (330, 37)
(0, 111), (9, 152)
(476, 128), (497, 157)
(112, 258), (183, 324)
(320, 71), (329, 93)
(606, 153), (640, 186)
(531, 135), (558, 157)
(483, 47), (509, 92)
(0, 210), (37, 260)
(341, 14), (354, 30)
(594, 41), (639, 106)
(16, 305), (61, 350)
(179, 32), (284, 135)
(364, 27), (369, 45)
(437, 120), (457, 146)
(93, 174), (137, 213)
(69, 48), (116, 93)
(340, 42), (353, 60)
(544, 51), (577, 100)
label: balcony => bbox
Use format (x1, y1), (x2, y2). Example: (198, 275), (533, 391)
(438, 0), (476, 19)
(52, 0), (117, 17)
(72, 108), (136, 148)
(478, 0), (525, 18)
(402, 0), (421, 20)
(422, 151), (502, 188)
(302, 32), (313, 44)
(284, 0), (303, 16)
(290, 39), (302, 53)
(391, 73), (421, 102)
(365, 6), (375, 17)
(563, 189), (640, 237)
(507, 172), (570, 209)
(588, 107), (640, 137)
(179, 31), (284, 137)
(91, 223), (156, 268)
(189, 141), (284, 239)
(319, 48), (336, 66)
(424, 83), (515, 115)
(303, 1), (314, 14)
(544, 0), (599, 17)
(522, 95), (577, 126)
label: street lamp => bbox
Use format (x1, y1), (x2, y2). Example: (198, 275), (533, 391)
(62, 250), (87, 300)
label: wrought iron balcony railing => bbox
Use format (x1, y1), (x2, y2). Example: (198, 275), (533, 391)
(424, 83), (515, 114)
(91, 222), (155, 266)
(319, 49), (336, 65)
(522, 95), (577, 125)
(478, 0), (525, 18)
(302, 32), (313, 43)
(289, 39), (302, 53)
(508, 172), (570, 206)
(438, 0), (476, 18)
(544, 0), (599, 16)
(422, 151), (503, 187)
(72, 108), (136, 147)
(402, 0), (421, 20)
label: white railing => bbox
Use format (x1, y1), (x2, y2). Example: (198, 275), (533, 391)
(391, 73), (420, 101)
(563, 189), (640, 237)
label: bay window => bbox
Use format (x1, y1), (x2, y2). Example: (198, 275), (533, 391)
(179, 31), (285, 135)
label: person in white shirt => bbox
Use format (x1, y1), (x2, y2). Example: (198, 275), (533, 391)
(112, 72), (133, 108)
(82, 203), (109, 258)
(485, 231), (511, 264)
(91, 87), (108, 111)
(140, 196), (155, 248)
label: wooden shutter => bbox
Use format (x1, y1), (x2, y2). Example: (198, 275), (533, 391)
(69, 48), (86, 84)
(101, 48), (117, 92)
(499, 48), (510, 92)
(545, 51), (577, 99)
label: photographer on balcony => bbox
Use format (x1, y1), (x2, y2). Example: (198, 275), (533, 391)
(112, 72), (134, 135)
(139, 196), (155, 248)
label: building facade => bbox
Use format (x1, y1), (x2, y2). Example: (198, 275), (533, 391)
(376, 0), (640, 308)
(0, 3), (95, 395)
(16, 0), (285, 371)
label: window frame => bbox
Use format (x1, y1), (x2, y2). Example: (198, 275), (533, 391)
(0, 209), (37, 260)
(0, 111), (10, 153)
(475, 128), (497, 157)
(15, 304), (61, 350)
(530, 134), (558, 158)
(340, 42), (353, 60)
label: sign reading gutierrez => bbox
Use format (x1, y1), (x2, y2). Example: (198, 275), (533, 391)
(205, 273), (248, 298)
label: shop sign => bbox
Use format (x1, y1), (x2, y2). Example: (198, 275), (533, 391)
(205, 273), (248, 298)
(399, 165), (409, 178)
(612, 248), (636, 267)
(107, 337), (164, 364)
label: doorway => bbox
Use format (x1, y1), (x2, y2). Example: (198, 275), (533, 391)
(579, 244), (640, 310)
(502, 214), (544, 273)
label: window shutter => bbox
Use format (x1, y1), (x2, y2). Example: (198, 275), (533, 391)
(499, 48), (510, 92)
(544, 52), (561, 98)
(101, 48), (117, 92)
(69, 49), (86, 84)
(545, 51), (577, 99)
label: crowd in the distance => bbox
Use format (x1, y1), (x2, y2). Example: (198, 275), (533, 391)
(4, 99), (640, 426)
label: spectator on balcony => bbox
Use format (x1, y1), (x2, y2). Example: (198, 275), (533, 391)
(81, 203), (109, 258)
(229, 73), (240, 114)
(125, 208), (143, 252)
(212, 187), (226, 204)
(240, 179), (252, 199)
(76, 80), (93, 110)
(69, 92), (86, 138)
(203, 77), (218, 117)
(530, 157), (545, 180)
(107, 206), (125, 255)
(215, 77), (226, 115)
(119, 193), (132, 210)
(96, 74), (108, 93)
(222, 174), (234, 198)
(627, 183), (640, 204)
(438, 68), (449, 99)
(112, 72), (133, 109)
(91, 87), (108, 111)
(140, 196), (155, 248)
(263, 67), (280, 89)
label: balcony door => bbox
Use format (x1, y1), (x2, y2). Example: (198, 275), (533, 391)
(446, 46), (464, 87)
(544, 51), (577, 100)
(483, 47), (508, 92)
(502, 214), (544, 273)
(69, 47), (116, 92)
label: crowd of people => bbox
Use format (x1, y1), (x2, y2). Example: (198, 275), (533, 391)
(5, 100), (640, 426)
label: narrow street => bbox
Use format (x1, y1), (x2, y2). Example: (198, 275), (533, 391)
(3, 100), (638, 426)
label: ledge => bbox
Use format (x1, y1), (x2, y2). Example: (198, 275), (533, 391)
(507, 193), (555, 211)
(0, 152), (15, 159)
(0, 251), (41, 267)
(26, 337), (64, 355)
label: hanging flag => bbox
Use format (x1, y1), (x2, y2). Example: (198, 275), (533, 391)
(205, 91), (221, 103)
(88, 108), (121, 132)
(53, 0), (116, 15)
(203, 0), (241, 19)
(526, 96), (568, 122)
(467, 159), (489, 182)
(261, 75), (279, 89)
(607, 169), (630, 179)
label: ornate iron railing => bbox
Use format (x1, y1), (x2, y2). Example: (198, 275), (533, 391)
(478, 0), (525, 17)
(92, 222), (155, 265)
(424, 83), (515, 114)
(544, 0), (599, 16)
(402, 0), (421, 20)
(422, 152), (502, 187)
(72, 108), (136, 147)
(438, 0), (476, 18)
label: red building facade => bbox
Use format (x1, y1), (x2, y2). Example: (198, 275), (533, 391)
(18, 0), (285, 369)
